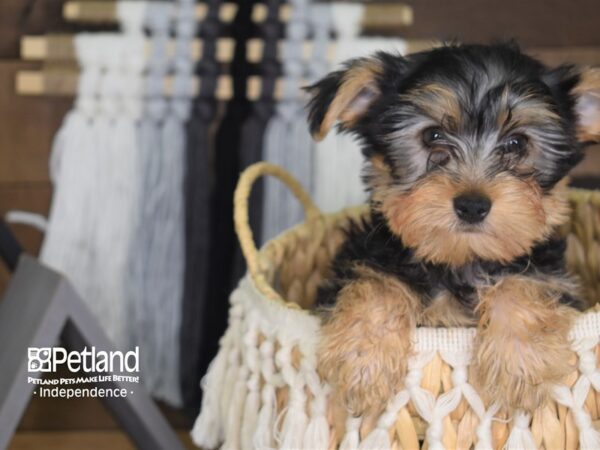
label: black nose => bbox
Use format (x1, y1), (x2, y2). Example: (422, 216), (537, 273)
(453, 193), (491, 224)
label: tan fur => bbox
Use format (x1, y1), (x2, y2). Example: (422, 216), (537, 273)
(377, 173), (571, 266)
(573, 67), (600, 142)
(315, 60), (384, 141)
(473, 275), (577, 411)
(421, 291), (476, 327)
(408, 83), (462, 127)
(318, 266), (422, 415)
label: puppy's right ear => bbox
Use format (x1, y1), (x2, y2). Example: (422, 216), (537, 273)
(306, 56), (385, 141)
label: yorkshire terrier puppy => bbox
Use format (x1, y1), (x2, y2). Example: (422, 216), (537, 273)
(307, 43), (600, 415)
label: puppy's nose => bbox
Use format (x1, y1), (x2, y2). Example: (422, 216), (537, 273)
(453, 193), (491, 224)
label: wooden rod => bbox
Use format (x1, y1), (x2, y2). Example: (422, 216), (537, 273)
(15, 70), (237, 100)
(61, 1), (413, 29)
(62, 1), (276, 24)
(21, 35), (437, 64)
(14, 70), (297, 101)
(21, 35), (236, 63)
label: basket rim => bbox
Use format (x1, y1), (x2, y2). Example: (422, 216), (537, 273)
(254, 187), (600, 315)
(238, 273), (600, 352)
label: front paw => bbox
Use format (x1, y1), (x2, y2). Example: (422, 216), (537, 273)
(473, 277), (576, 411)
(317, 275), (419, 415)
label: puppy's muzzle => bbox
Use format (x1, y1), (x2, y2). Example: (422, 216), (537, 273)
(453, 193), (491, 224)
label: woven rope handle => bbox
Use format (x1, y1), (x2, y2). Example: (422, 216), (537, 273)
(234, 162), (321, 279)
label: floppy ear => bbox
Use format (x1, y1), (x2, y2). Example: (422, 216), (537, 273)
(306, 56), (385, 141)
(572, 68), (600, 143)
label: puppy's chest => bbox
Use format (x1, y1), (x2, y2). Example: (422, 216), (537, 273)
(425, 263), (490, 310)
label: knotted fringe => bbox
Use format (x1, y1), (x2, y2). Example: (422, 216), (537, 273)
(240, 317), (261, 450)
(191, 302), (242, 448)
(190, 337), (229, 448)
(340, 417), (362, 450)
(303, 382), (330, 449)
(277, 345), (308, 450)
(253, 340), (278, 449)
(505, 410), (536, 450)
(241, 378), (260, 450)
(360, 391), (410, 450)
(191, 295), (244, 448)
(223, 366), (249, 450)
(552, 381), (600, 450)
(253, 385), (277, 449)
(303, 412), (330, 449)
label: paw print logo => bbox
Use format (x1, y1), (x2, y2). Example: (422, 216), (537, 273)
(28, 348), (52, 372)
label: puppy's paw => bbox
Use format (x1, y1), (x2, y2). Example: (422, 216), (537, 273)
(317, 270), (420, 415)
(473, 276), (576, 411)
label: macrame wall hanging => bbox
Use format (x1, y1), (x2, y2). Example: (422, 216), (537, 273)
(181, 0), (223, 413)
(203, 0), (283, 385)
(260, 0), (312, 243)
(312, 3), (409, 213)
(230, 0), (283, 281)
(260, 0), (333, 243)
(127, 0), (188, 407)
(40, 0), (192, 407)
(40, 2), (147, 351)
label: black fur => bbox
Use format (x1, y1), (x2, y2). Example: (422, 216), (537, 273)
(316, 212), (585, 312)
(311, 43), (589, 315)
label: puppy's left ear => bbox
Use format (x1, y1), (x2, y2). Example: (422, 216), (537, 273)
(306, 56), (385, 141)
(572, 68), (600, 143)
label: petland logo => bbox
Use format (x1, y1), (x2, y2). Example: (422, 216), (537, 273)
(28, 347), (139, 373)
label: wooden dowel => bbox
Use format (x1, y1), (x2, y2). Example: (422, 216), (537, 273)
(15, 70), (239, 100)
(21, 35), (437, 64)
(21, 35), (237, 63)
(61, 1), (412, 29)
(361, 3), (413, 31)
(62, 1), (270, 24)
(14, 70), (304, 102)
(63, 1), (239, 24)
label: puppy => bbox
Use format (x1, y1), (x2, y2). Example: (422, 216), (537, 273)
(307, 43), (600, 415)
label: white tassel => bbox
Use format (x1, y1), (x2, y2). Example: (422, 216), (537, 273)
(253, 386), (277, 450)
(302, 361), (330, 450)
(303, 415), (329, 450)
(504, 410), (536, 450)
(578, 418), (600, 450)
(474, 403), (500, 450)
(277, 345), (308, 450)
(223, 366), (249, 450)
(240, 318), (261, 450)
(240, 376), (261, 450)
(191, 303), (242, 448)
(303, 389), (330, 450)
(190, 337), (230, 448)
(253, 340), (278, 450)
(339, 417), (362, 450)
(221, 349), (241, 425)
(279, 399), (308, 450)
(359, 390), (410, 450)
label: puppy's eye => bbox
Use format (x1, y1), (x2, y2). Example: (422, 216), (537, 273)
(422, 127), (444, 147)
(502, 134), (528, 154)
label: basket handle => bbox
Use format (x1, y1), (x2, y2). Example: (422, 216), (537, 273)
(234, 162), (321, 278)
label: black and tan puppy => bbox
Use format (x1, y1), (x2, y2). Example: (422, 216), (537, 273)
(307, 43), (600, 415)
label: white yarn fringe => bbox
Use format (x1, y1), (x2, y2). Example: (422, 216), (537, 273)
(193, 275), (600, 450)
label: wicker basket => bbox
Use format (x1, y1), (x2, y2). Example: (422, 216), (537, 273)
(192, 162), (600, 450)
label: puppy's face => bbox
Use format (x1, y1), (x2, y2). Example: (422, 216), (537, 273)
(308, 43), (600, 266)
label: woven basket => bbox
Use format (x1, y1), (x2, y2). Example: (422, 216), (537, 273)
(192, 162), (600, 450)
